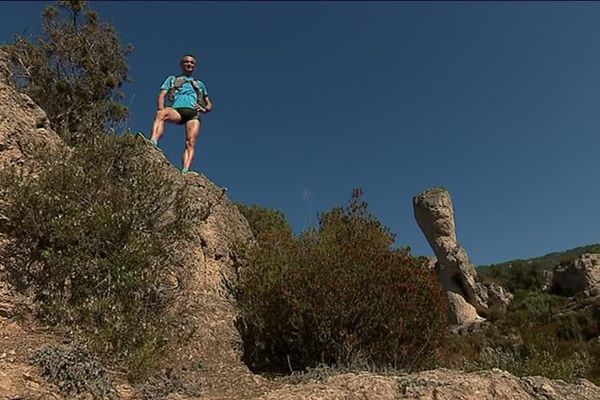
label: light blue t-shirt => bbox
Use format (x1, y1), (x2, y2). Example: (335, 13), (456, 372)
(160, 75), (208, 109)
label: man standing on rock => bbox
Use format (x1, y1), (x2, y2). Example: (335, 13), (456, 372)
(148, 54), (213, 173)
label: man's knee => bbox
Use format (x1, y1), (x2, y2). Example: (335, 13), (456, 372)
(185, 138), (197, 148)
(155, 109), (173, 121)
(187, 119), (201, 130)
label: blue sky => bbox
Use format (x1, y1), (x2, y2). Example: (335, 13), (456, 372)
(2, 1), (599, 266)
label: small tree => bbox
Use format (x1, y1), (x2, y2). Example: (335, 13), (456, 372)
(236, 203), (294, 241)
(5, 0), (132, 145)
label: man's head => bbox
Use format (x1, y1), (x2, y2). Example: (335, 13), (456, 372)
(180, 54), (197, 76)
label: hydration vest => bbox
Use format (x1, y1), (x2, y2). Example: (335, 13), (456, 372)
(167, 76), (207, 108)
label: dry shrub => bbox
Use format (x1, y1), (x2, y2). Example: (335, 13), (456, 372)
(237, 189), (448, 373)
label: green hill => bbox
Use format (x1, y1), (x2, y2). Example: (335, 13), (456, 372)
(477, 244), (600, 293)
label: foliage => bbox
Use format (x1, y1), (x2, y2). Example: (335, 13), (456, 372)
(0, 133), (194, 378)
(235, 203), (294, 241)
(478, 244), (600, 293)
(443, 291), (600, 383)
(3, 0), (132, 145)
(237, 189), (448, 373)
(467, 243), (600, 383)
(473, 345), (590, 382)
(32, 345), (117, 399)
(478, 260), (546, 293)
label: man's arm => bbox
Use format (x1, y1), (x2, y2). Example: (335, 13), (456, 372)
(157, 76), (175, 110)
(157, 89), (167, 110)
(204, 96), (213, 112)
(195, 95), (213, 113)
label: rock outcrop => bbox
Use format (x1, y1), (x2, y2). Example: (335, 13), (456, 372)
(413, 188), (512, 324)
(0, 50), (10, 85)
(551, 253), (600, 296)
(0, 61), (57, 172)
(260, 369), (600, 400)
(447, 291), (480, 326)
(0, 50), (63, 327)
(0, 49), (267, 399)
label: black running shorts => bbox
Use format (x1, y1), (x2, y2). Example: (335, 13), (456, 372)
(174, 107), (200, 125)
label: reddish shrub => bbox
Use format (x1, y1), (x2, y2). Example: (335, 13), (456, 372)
(237, 190), (448, 373)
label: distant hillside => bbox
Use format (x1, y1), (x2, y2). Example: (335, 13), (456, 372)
(479, 243), (600, 270)
(477, 243), (600, 293)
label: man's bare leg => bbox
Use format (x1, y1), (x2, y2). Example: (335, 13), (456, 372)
(182, 119), (201, 171)
(151, 108), (181, 144)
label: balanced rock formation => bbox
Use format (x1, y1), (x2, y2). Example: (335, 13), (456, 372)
(551, 253), (600, 296)
(413, 188), (511, 324)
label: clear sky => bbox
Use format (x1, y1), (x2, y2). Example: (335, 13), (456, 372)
(2, 1), (599, 266)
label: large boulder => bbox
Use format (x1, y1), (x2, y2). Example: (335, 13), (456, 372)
(413, 188), (512, 323)
(551, 253), (600, 296)
(447, 291), (480, 326)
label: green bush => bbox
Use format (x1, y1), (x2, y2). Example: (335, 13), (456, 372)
(474, 345), (590, 382)
(0, 133), (194, 378)
(478, 261), (546, 293)
(235, 203), (294, 241)
(443, 290), (600, 383)
(501, 292), (567, 326)
(451, 246), (600, 384)
(237, 190), (448, 373)
(4, 0), (131, 145)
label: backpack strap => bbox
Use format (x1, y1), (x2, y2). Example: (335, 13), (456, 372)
(166, 76), (187, 101)
(173, 76), (188, 90)
(191, 80), (207, 108)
